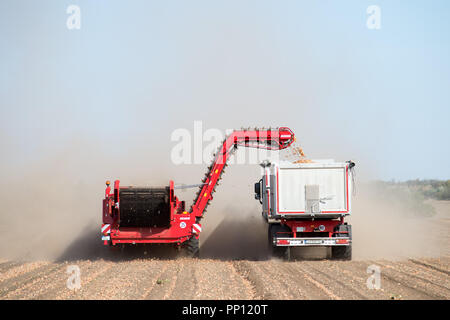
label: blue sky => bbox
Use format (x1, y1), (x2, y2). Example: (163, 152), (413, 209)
(0, 0), (449, 181)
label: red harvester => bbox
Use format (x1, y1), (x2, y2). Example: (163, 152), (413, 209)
(102, 127), (295, 256)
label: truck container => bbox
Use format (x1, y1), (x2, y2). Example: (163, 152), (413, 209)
(254, 159), (355, 260)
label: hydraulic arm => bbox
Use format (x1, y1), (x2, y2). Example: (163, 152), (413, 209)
(190, 127), (295, 219)
(102, 127), (295, 252)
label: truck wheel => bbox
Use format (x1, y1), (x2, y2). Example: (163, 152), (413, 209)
(332, 224), (352, 260)
(331, 245), (352, 260)
(268, 224), (290, 259)
(284, 247), (292, 262)
(183, 236), (200, 258)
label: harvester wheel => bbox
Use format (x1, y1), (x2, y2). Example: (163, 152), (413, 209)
(183, 236), (200, 258)
(108, 244), (124, 259)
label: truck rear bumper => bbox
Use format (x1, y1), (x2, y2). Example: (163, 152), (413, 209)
(274, 237), (351, 247)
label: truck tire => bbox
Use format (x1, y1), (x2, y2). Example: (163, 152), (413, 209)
(332, 224), (352, 260)
(268, 224), (290, 259)
(183, 236), (200, 258)
(284, 246), (292, 262)
(331, 245), (352, 260)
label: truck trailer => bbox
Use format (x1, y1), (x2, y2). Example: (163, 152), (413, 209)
(102, 127), (295, 256)
(254, 160), (355, 260)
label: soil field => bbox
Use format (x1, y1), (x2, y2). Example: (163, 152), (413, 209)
(0, 256), (448, 300)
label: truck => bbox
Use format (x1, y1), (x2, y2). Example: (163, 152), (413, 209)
(102, 127), (295, 256)
(254, 159), (356, 260)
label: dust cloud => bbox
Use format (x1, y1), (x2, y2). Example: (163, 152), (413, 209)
(200, 207), (269, 261)
(0, 137), (173, 261)
(350, 183), (447, 260)
(0, 137), (447, 262)
(0, 137), (271, 261)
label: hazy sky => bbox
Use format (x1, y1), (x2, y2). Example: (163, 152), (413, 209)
(1, 0), (449, 181)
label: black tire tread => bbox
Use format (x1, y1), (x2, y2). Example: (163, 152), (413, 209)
(268, 224), (290, 260)
(332, 224), (352, 260)
(331, 245), (352, 260)
(184, 236), (200, 258)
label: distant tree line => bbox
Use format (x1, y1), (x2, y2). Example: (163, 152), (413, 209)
(381, 179), (450, 201)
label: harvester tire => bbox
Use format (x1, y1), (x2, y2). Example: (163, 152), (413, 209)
(184, 236), (200, 258)
(108, 244), (124, 259)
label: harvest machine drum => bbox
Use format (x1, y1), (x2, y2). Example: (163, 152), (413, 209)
(119, 187), (171, 228)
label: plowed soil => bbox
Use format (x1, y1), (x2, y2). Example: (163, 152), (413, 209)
(0, 256), (448, 300)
